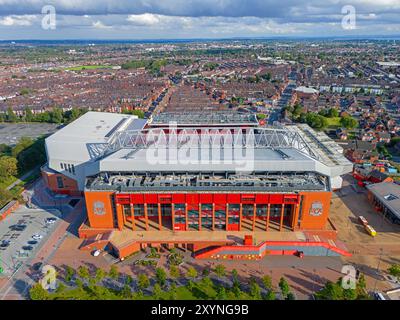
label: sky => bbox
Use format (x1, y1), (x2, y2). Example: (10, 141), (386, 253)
(0, 0), (399, 40)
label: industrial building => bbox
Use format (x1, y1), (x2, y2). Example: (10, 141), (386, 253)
(367, 182), (400, 225)
(42, 111), (353, 260)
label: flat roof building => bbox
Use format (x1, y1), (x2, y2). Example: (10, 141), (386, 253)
(367, 182), (400, 225)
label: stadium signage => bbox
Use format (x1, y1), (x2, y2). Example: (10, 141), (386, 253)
(309, 202), (323, 216)
(93, 201), (106, 215)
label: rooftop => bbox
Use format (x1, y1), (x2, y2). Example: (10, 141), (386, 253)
(149, 112), (259, 126)
(367, 182), (400, 218)
(46, 111), (145, 162)
(87, 171), (329, 193)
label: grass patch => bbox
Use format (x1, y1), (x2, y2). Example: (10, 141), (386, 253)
(325, 117), (341, 128)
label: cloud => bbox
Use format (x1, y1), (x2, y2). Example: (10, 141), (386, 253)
(0, 14), (36, 26)
(0, 1), (398, 39)
(127, 13), (161, 26)
(92, 20), (112, 29)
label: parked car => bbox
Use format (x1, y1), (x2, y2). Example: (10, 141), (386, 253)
(22, 246), (33, 251)
(27, 240), (38, 245)
(0, 240), (10, 248)
(32, 234), (43, 241)
(45, 218), (57, 224)
(32, 262), (43, 272)
(373, 292), (386, 300)
(10, 225), (26, 231)
(92, 250), (101, 257)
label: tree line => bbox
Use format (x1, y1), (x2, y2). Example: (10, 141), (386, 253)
(0, 136), (46, 207)
(0, 106), (88, 124)
(284, 104), (358, 130)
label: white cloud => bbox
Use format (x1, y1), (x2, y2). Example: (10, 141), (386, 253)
(0, 14), (36, 26)
(127, 13), (161, 26)
(92, 20), (112, 29)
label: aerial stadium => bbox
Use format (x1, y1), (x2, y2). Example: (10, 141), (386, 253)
(42, 111), (354, 260)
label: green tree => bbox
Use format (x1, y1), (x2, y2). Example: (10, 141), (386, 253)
(125, 275), (133, 285)
(153, 283), (163, 299)
(186, 267), (198, 280)
(78, 266), (90, 280)
(65, 266), (75, 282)
(305, 112), (328, 130)
(328, 108), (339, 118)
(340, 116), (358, 129)
(11, 137), (34, 158)
(55, 282), (66, 294)
(264, 290), (276, 300)
(232, 281), (242, 298)
(95, 268), (106, 282)
(186, 280), (194, 290)
(169, 265), (180, 280)
(262, 275), (273, 290)
(24, 107), (34, 122)
(214, 264), (226, 278)
(279, 277), (290, 299)
(286, 292), (296, 300)
(29, 283), (49, 300)
(155, 267), (167, 287)
(6, 107), (18, 122)
(109, 265), (119, 280)
(232, 269), (239, 283)
(50, 107), (64, 124)
(0, 156), (18, 178)
(121, 284), (132, 299)
(388, 264), (400, 278)
(315, 281), (344, 300)
(138, 274), (150, 290)
(249, 278), (262, 300)
(202, 268), (210, 277)
(216, 285), (227, 300)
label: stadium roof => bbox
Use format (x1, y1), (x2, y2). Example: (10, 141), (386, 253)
(149, 112), (259, 126)
(45, 112), (353, 190)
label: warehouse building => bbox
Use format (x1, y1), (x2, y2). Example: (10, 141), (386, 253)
(367, 182), (400, 225)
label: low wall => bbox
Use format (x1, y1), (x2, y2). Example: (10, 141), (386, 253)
(0, 200), (19, 222)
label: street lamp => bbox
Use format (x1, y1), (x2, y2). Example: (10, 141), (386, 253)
(373, 248), (384, 292)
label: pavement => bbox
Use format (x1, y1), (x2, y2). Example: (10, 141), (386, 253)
(330, 173), (400, 295)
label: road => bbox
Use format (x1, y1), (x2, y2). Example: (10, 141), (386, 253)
(268, 72), (297, 125)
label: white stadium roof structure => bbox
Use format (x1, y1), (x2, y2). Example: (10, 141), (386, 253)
(45, 112), (353, 191)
